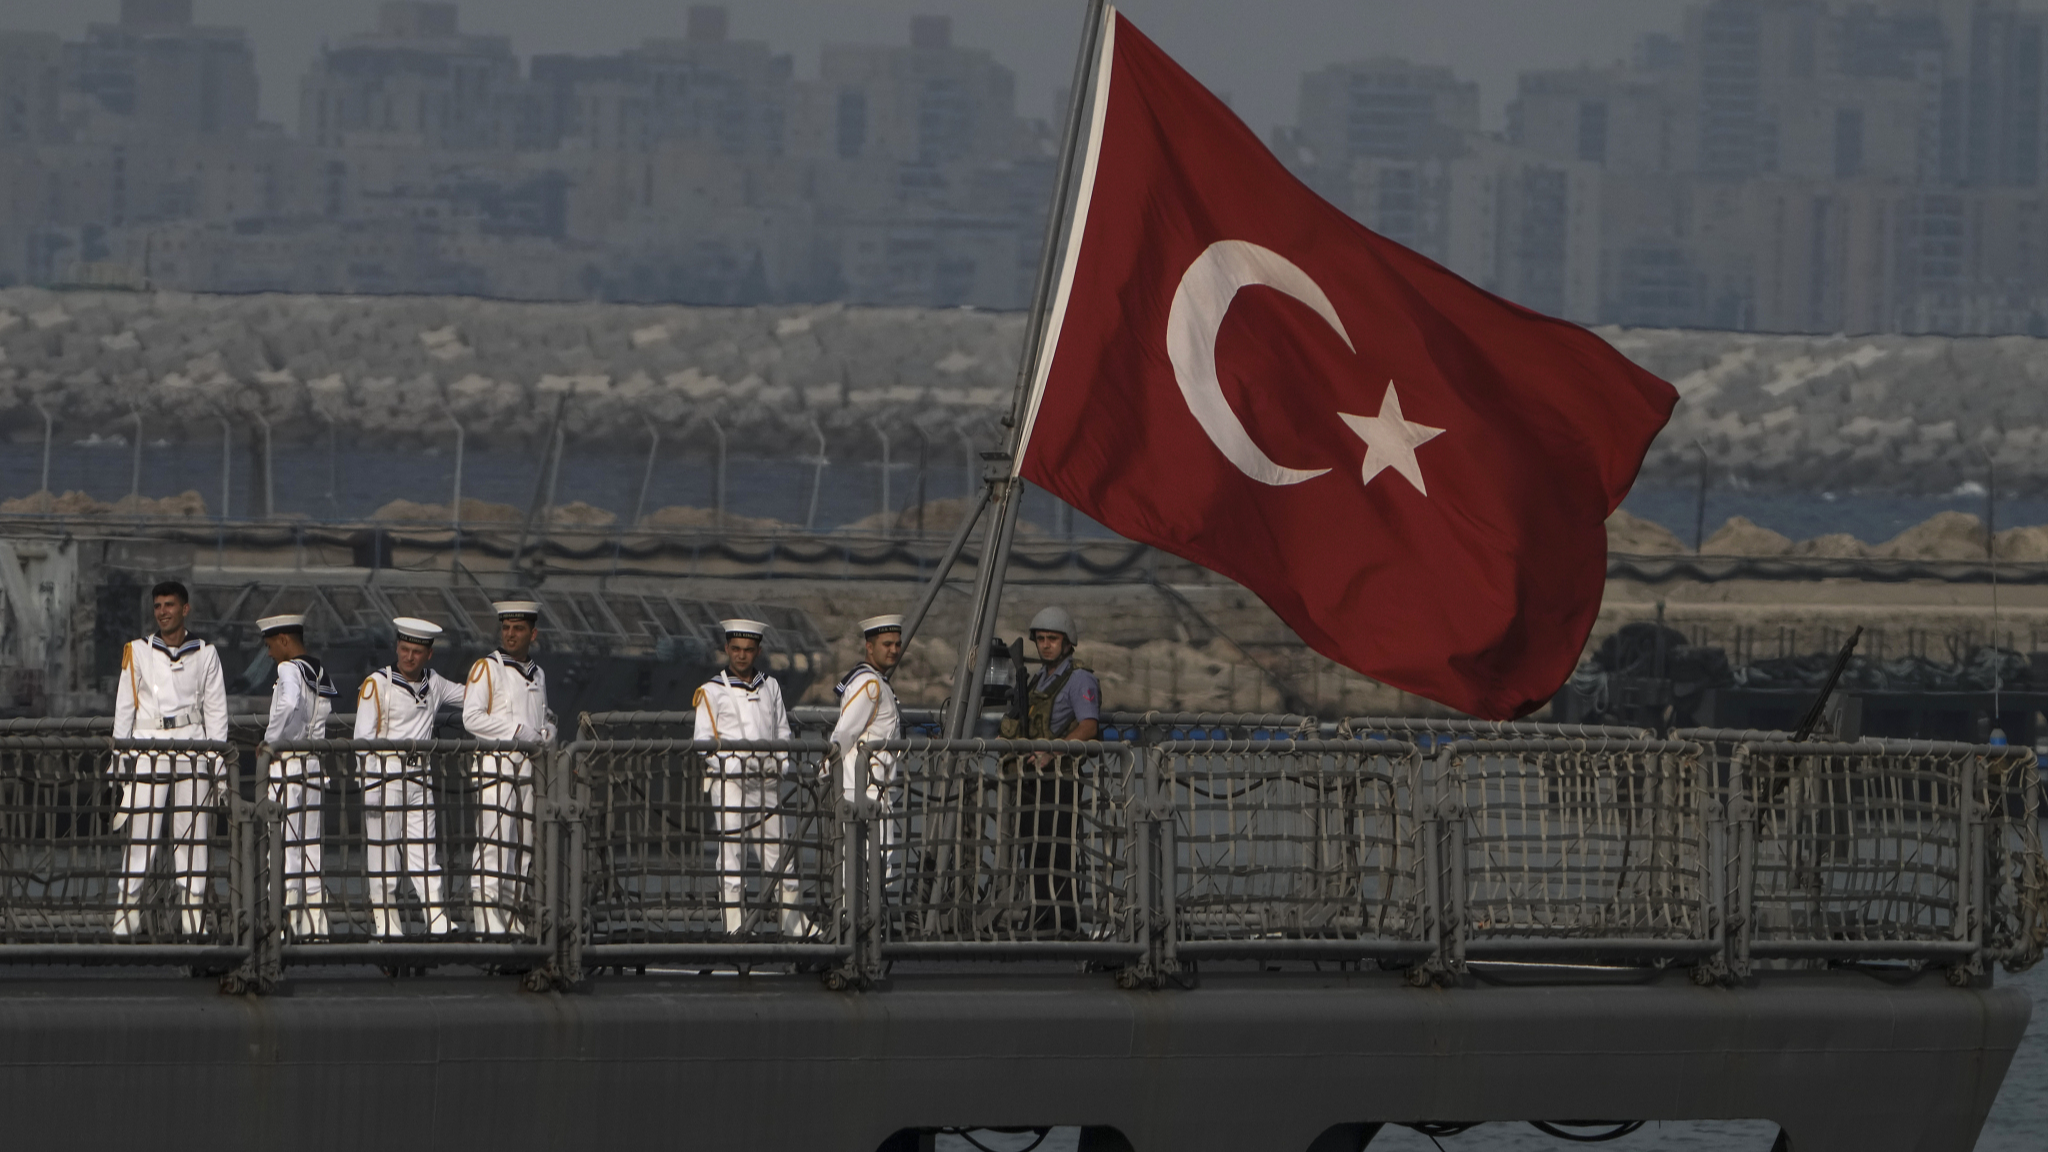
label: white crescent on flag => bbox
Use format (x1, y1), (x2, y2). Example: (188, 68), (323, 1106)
(1164, 240), (1346, 487)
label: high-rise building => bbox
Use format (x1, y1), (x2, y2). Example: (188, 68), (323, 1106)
(1958, 3), (2045, 186)
(0, 33), (63, 146)
(1296, 58), (1481, 165)
(63, 0), (259, 140)
(817, 16), (1022, 166)
(298, 2), (522, 150)
(1511, 67), (1678, 173)
(1343, 141), (1602, 323)
(526, 6), (796, 155)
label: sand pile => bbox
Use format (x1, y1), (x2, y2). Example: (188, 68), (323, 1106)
(1613, 510), (2048, 562)
(1088, 638), (1302, 715)
(1605, 509), (1685, 554)
(548, 501), (616, 527)
(871, 633), (1333, 714)
(840, 497), (1049, 537)
(1790, 532), (1870, 558)
(1994, 525), (2048, 561)
(1875, 511), (1988, 560)
(640, 505), (796, 533)
(1701, 516), (1793, 556)
(0, 489), (207, 517)
(371, 498), (523, 523)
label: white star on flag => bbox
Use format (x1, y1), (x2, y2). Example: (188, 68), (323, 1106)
(1339, 382), (1444, 495)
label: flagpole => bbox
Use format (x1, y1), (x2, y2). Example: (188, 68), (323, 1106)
(942, 0), (1112, 739)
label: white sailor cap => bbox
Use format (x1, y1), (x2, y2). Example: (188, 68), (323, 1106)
(859, 614), (905, 637)
(493, 600), (542, 621)
(257, 614), (307, 636)
(720, 618), (769, 640)
(393, 617), (443, 645)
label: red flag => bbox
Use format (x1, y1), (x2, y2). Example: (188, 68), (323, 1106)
(1016, 11), (1678, 720)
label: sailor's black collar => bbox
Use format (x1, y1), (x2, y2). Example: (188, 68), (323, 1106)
(385, 666), (437, 700)
(834, 662), (891, 696)
(148, 634), (205, 661)
(492, 650), (541, 681)
(289, 655), (339, 698)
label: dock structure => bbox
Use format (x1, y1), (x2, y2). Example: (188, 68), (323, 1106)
(0, 717), (2037, 1151)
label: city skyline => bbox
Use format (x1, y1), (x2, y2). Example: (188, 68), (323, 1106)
(4, 0), (1691, 132)
(10, 0), (2048, 334)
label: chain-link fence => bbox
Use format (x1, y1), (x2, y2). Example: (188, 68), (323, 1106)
(0, 729), (2039, 989)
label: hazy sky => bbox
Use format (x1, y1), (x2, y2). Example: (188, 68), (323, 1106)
(8, 0), (1694, 133)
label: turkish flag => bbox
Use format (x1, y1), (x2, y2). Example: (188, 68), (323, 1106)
(1017, 11), (1678, 720)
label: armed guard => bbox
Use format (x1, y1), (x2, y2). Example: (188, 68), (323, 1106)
(357, 617), (466, 936)
(1001, 606), (1100, 934)
(692, 619), (804, 935)
(462, 600), (553, 936)
(111, 580), (228, 936)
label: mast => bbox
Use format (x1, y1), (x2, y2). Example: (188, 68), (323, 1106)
(939, 0), (1115, 738)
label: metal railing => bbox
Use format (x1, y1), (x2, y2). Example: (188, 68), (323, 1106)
(257, 739), (559, 984)
(579, 710), (1642, 746)
(0, 737), (252, 971)
(1156, 739), (1426, 966)
(1731, 740), (2044, 972)
(579, 708), (953, 742)
(0, 732), (2036, 992)
(865, 739), (1143, 965)
(1440, 739), (1718, 965)
(575, 739), (848, 968)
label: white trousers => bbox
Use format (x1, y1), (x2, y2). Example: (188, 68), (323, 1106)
(114, 758), (215, 936)
(366, 756), (446, 936)
(711, 779), (802, 935)
(273, 755), (326, 936)
(472, 754), (532, 937)
(839, 753), (899, 879)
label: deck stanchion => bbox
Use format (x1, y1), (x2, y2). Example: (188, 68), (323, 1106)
(1729, 747), (1755, 977)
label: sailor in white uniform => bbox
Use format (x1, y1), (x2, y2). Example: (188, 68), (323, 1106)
(830, 614), (906, 818)
(112, 580), (229, 936)
(692, 618), (802, 935)
(259, 613), (338, 939)
(462, 599), (554, 937)
(356, 617), (466, 937)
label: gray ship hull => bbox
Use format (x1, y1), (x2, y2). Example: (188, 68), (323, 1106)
(0, 966), (2025, 1152)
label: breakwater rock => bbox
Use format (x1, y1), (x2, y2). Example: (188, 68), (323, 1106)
(1606, 326), (2048, 493)
(1608, 508), (2048, 561)
(4, 286), (2044, 490)
(0, 288), (1024, 455)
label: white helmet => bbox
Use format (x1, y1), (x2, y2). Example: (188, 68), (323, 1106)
(1028, 606), (1077, 645)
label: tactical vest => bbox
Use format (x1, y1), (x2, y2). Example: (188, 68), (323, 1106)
(1025, 661), (1087, 740)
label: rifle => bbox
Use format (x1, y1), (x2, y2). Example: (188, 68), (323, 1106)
(1792, 627), (1862, 742)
